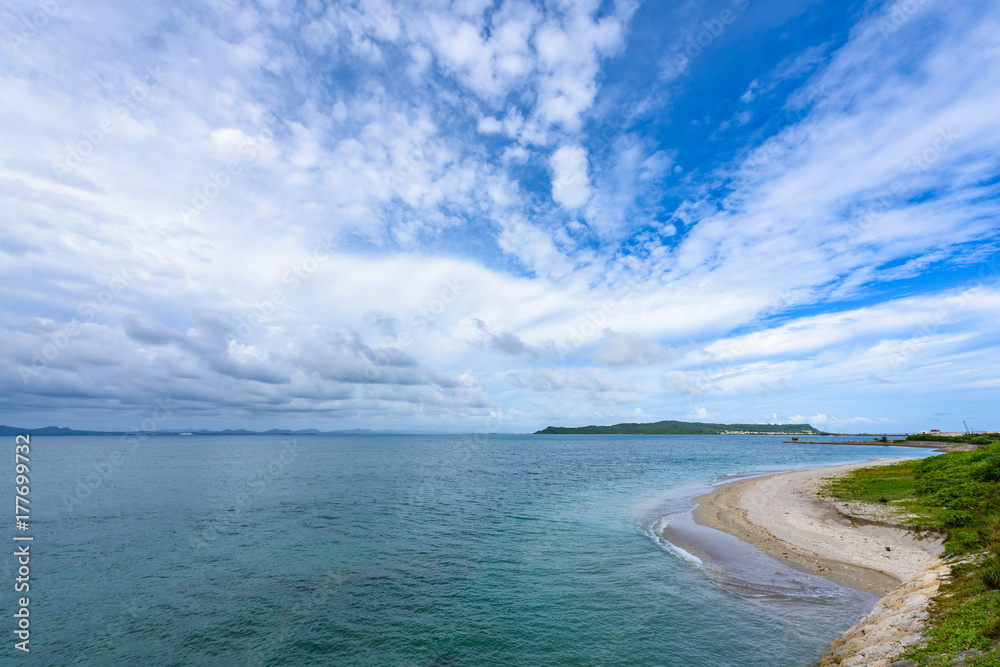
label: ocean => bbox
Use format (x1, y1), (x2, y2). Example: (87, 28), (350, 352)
(15, 434), (935, 665)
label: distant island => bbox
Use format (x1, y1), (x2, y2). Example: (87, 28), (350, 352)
(0, 425), (434, 437)
(1, 422), (828, 437)
(535, 420), (823, 435)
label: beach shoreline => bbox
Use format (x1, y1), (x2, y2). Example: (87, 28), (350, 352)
(663, 459), (945, 595)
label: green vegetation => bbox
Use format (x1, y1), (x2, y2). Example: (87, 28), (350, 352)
(823, 464), (917, 505)
(907, 433), (1000, 446)
(534, 420), (821, 435)
(822, 441), (1000, 665)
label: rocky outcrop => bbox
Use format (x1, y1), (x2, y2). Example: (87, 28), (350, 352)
(816, 558), (950, 667)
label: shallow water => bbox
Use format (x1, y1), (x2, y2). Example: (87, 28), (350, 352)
(15, 434), (934, 665)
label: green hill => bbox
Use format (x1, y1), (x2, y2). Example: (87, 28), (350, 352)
(534, 420), (822, 435)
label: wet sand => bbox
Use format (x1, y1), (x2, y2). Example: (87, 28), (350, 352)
(664, 460), (944, 596)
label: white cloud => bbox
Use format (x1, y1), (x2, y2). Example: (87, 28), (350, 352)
(531, 4), (631, 131)
(496, 216), (574, 278)
(505, 368), (624, 393)
(420, 3), (540, 101)
(477, 116), (503, 134)
(687, 406), (712, 421)
(588, 331), (671, 366)
(550, 145), (591, 209)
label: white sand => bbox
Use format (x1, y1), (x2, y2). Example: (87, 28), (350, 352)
(688, 460), (944, 594)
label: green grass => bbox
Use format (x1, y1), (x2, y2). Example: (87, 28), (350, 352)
(822, 463), (917, 507)
(906, 433), (1000, 445)
(822, 441), (1000, 664)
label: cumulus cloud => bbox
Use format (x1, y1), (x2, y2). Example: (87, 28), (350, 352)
(550, 145), (591, 209)
(687, 406), (714, 421)
(496, 216), (574, 277)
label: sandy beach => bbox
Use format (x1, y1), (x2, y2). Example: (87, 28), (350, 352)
(665, 459), (945, 595)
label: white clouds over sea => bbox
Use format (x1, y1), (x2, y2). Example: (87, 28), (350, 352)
(1, 0), (998, 431)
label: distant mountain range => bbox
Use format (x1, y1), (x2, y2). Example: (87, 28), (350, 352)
(535, 420), (824, 435)
(0, 425), (438, 437)
(0, 421), (825, 437)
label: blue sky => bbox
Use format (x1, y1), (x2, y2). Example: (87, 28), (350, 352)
(1, 0), (998, 433)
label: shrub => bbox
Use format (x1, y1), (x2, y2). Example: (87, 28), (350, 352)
(982, 555), (1000, 590)
(973, 452), (1000, 483)
(982, 563), (1000, 590)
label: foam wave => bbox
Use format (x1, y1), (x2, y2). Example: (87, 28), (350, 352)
(643, 516), (703, 566)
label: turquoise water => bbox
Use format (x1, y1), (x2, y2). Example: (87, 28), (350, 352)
(14, 434), (934, 665)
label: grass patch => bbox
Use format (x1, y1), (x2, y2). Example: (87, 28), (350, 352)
(821, 460), (919, 509)
(822, 441), (1000, 663)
